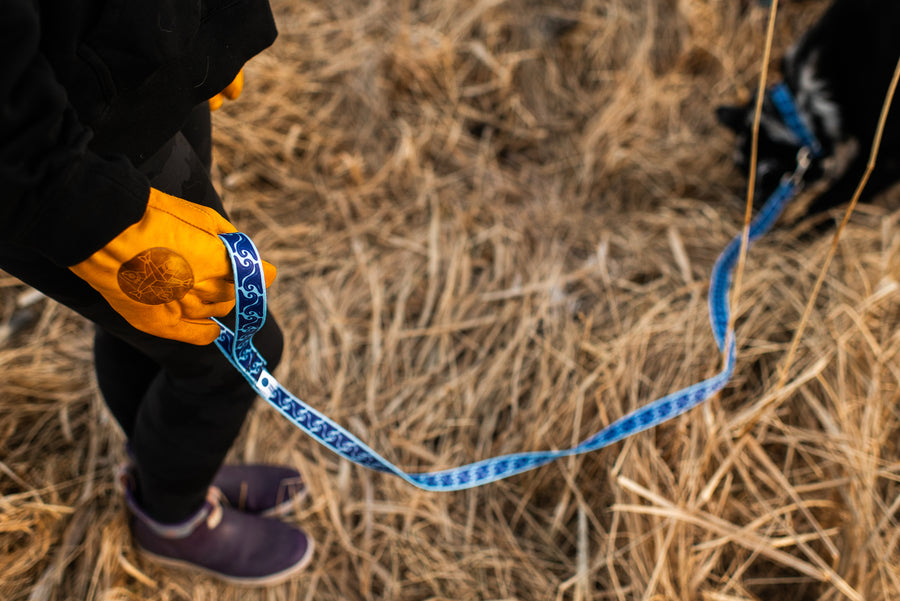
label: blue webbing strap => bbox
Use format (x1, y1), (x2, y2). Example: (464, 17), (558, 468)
(213, 177), (799, 491)
(769, 82), (823, 158)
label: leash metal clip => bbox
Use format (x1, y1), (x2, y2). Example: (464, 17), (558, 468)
(787, 146), (812, 188)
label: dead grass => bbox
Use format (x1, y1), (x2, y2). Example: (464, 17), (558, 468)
(4, 0), (900, 599)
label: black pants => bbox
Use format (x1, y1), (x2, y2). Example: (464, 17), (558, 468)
(0, 106), (283, 523)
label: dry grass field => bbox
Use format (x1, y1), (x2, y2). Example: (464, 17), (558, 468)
(4, 0), (900, 599)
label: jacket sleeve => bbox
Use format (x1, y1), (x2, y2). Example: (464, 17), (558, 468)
(0, 0), (149, 267)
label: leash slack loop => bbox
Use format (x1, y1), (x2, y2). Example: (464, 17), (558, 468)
(213, 163), (804, 491)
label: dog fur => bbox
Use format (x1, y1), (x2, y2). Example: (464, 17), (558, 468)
(717, 0), (900, 216)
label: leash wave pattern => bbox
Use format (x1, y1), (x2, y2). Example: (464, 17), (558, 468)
(214, 77), (824, 492)
(212, 175), (796, 491)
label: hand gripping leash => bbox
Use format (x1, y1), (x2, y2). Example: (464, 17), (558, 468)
(213, 84), (820, 492)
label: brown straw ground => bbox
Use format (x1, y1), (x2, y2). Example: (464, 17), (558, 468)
(4, 1), (900, 599)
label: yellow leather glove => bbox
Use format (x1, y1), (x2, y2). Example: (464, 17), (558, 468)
(209, 69), (244, 111)
(70, 188), (276, 345)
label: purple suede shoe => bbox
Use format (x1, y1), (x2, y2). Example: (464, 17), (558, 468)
(124, 485), (314, 586)
(212, 464), (307, 517)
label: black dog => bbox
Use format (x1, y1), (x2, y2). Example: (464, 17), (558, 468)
(716, 0), (900, 216)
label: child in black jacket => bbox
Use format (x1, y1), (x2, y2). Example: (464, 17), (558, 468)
(0, 0), (312, 584)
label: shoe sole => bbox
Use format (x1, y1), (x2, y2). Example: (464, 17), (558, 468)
(136, 533), (315, 587)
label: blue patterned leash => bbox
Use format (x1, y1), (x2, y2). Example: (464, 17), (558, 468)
(212, 85), (819, 492)
(770, 82), (823, 156)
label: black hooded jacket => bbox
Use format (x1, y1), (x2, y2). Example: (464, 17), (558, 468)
(0, 0), (277, 266)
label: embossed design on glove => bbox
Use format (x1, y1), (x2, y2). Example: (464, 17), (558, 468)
(69, 188), (276, 345)
(117, 247), (194, 305)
